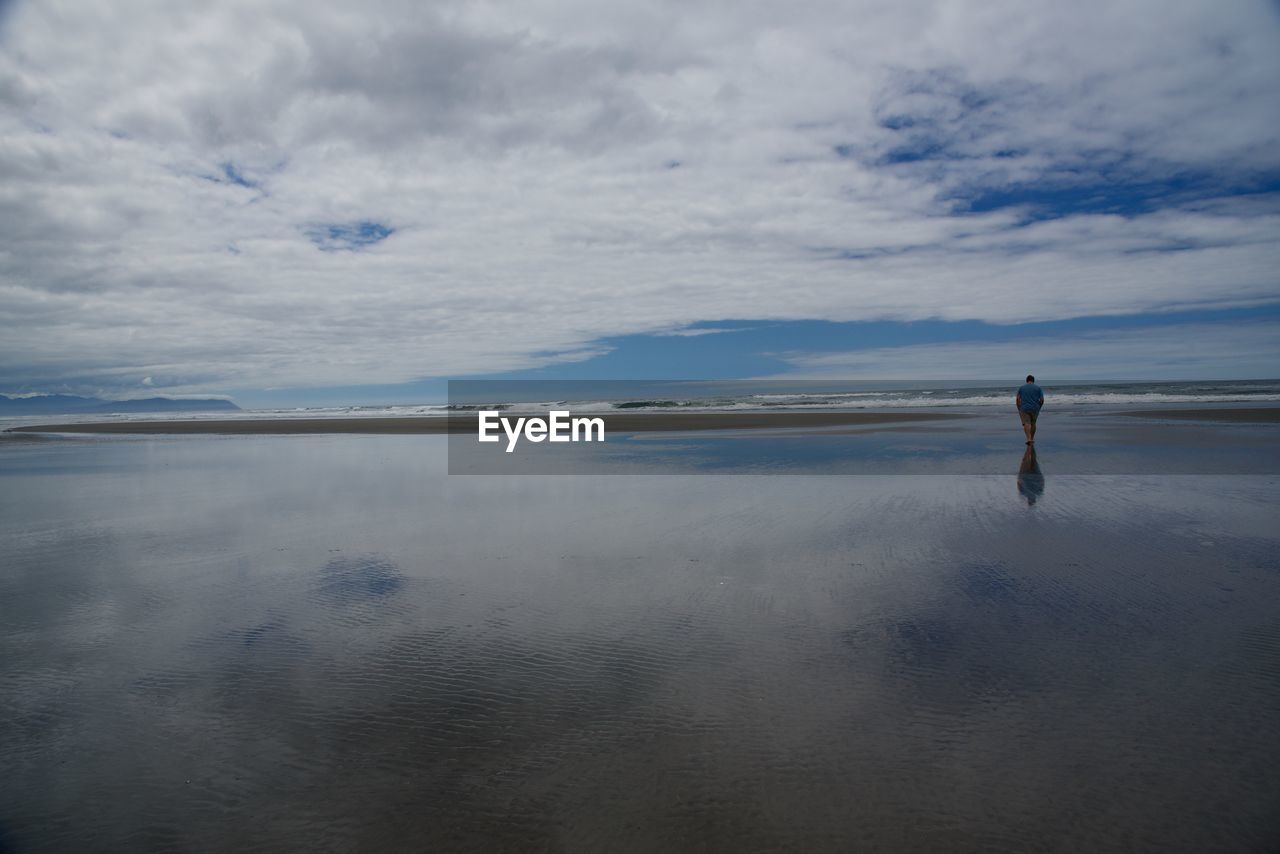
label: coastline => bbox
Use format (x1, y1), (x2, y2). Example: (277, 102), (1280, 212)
(6, 410), (967, 435)
(7, 404), (1280, 435)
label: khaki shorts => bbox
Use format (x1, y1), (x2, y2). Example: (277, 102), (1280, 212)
(1019, 409), (1039, 426)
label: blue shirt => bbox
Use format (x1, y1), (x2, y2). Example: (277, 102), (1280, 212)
(1017, 382), (1044, 413)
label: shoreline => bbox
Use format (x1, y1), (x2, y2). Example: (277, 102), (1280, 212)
(1112, 407), (1280, 423)
(5, 410), (969, 435)
(5, 404), (1280, 435)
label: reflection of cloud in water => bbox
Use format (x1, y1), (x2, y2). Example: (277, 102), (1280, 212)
(8, 436), (1280, 852)
(317, 555), (404, 603)
(842, 561), (1045, 705)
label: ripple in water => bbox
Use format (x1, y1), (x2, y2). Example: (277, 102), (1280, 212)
(1, 436), (1279, 852)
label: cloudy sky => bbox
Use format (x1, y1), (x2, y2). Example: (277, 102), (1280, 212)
(1, 0), (1278, 403)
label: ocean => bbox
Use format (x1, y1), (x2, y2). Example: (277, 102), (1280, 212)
(7, 379), (1276, 429)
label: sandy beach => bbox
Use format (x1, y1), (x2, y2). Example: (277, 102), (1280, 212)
(3, 432), (1279, 851)
(1115, 407), (1280, 423)
(9, 405), (1280, 436)
(4, 401), (1280, 851)
(7, 410), (965, 435)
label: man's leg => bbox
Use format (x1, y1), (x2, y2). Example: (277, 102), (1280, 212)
(1020, 411), (1032, 442)
(1028, 412), (1037, 443)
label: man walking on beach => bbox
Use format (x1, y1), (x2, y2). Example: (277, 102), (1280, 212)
(1016, 374), (1045, 445)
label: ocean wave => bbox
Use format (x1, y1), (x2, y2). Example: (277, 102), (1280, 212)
(8, 385), (1277, 426)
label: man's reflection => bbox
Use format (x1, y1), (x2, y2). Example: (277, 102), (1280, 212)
(1017, 445), (1045, 506)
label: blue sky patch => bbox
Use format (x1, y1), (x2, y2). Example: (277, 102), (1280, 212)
(489, 308), (1280, 381)
(221, 306), (1280, 407)
(221, 162), (258, 188)
(956, 172), (1280, 220)
(306, 221), (395, 252)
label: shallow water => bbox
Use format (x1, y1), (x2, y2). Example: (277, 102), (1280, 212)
(2, 435), (1279, 852)
(446, 407), (1280, 474)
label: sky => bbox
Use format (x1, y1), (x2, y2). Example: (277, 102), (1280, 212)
(1, 0), (1278, 405)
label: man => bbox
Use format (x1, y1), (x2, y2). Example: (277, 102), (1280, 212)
(1016, 374), (1044, 445)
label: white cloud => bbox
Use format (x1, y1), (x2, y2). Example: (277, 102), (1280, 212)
(0, 0), (1277, 394)
(655, 326), (759, 337)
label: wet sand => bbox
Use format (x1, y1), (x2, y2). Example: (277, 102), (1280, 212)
(9, 406), (1280, 436)
(10, 407), (1279, 476)
(2, 434), (1279, 852)
(10, 407), (1280, 437)
(7, 410), (965, 435)
(1114, 407), (1280, 423)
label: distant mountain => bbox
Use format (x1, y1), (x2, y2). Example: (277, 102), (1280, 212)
(0, 394), (98, 414)
(0, 395), (241, 415)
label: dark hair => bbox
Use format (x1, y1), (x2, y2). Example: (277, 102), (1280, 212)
(1026, 374), (1035, 383)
